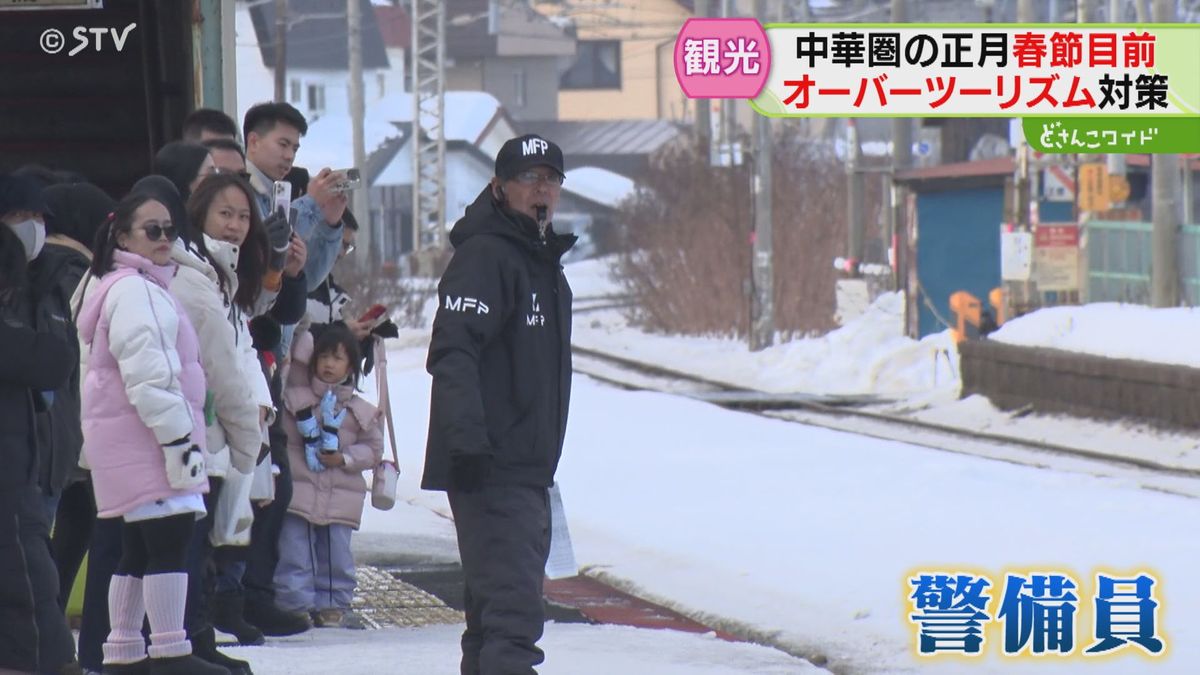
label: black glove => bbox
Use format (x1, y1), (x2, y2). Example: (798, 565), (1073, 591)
(450, 454), (492, 493)
(371, 319), (399, 339)
(248, 316), (281, 352)
(264, 209), (291, 272)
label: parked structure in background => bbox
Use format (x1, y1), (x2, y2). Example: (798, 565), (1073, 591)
(445, 0), (575, 121)
(535, 0), (694, 122)
(245, 0), (393, 121)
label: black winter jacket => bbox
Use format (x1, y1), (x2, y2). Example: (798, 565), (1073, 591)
(422, 187), (576, 491)
(0, 285), (73, 490)
(27, 242), (86, 495)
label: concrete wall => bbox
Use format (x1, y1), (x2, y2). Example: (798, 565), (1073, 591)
(959, 340), (1200, 429)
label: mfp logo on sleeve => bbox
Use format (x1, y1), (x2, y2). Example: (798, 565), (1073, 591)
(674, 21), (1200, 152)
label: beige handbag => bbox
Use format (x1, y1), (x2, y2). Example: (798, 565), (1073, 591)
(370, 339), (401, 510)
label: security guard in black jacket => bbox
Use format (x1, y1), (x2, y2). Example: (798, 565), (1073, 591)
(423, 134), (575, 675)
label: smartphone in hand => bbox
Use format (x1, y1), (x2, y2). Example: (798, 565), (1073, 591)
(359, 304), (387, 325)
(272, 180), (293, 216)
(331, 168), (362, 193)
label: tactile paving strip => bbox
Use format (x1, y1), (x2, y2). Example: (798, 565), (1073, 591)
(351, 565), (463, 629)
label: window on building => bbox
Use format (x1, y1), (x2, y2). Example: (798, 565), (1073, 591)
(307, 84), (325, 114)
(290, 79), (301, 103)
(560, 40), (621, 90)
(514, 68), (526, 107)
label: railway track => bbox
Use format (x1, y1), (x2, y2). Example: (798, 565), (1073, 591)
(572, 345), (1200, 499)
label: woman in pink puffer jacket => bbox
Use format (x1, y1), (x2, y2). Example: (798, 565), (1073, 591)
(76, 190), (224, 675)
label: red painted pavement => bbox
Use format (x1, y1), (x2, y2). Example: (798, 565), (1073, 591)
(543, 576), (741, 642)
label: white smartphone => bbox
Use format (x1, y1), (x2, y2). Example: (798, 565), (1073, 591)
(272, 180), (293, 216)
(331, 168), (362, 193)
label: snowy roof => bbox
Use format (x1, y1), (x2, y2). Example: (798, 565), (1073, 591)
(369, 91), (503, 144)
(563, 167), (636, 209)
(298, 91), (504, 174)
(991, 303), (1200, 368)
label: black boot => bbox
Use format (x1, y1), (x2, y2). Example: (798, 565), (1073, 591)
(210, 593), (265, 646)
(191, 624), (254, 675)
(242, 599), (311, 637)
(146, 654), (229, 675)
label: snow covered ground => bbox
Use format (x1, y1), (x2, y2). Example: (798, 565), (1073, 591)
(337, 346), (1200, 674)
(568, 257), (1200, 474)
(240, 257), (1200, 674)
(227, 620), (815, 675)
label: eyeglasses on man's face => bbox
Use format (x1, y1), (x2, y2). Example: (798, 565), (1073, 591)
(512, 170), (564, 187)
(137, 223), (180, 242)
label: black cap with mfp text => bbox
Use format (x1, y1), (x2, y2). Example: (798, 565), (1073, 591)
(495, 134), (565, 181)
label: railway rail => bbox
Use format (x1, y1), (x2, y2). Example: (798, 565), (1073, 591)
(572, 345), (1200, 499)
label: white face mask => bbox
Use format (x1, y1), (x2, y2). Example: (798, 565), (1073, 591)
(8, 218), (46, 261)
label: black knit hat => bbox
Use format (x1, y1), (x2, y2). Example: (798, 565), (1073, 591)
(494, 134), (564, 181)
(42, 182), (116, 245)
(154, 141), (212, 201)
(0, 173), (50, 216)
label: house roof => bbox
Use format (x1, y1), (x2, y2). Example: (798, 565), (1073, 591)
(249, 0), (389, 71)
(298, 91), (510, 176)
(517, 119), (685, 158)
(373, 4), (410, 51)
(563, 166), (636, 209)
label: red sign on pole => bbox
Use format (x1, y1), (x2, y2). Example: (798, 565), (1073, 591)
(1035, 224), (1080, 248)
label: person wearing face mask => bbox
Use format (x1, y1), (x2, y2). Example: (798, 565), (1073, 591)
(186, 173), (314, 641)
(0, 171), (82, 672)
(40, 182), (117, 623)
(422, 135), (577, 675)
(163, 173), (267, 675)
(0, 174), (78, 675)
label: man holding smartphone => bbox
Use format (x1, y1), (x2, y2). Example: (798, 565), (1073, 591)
(423, 134), (576, 675)
(242, 102), (346, 293)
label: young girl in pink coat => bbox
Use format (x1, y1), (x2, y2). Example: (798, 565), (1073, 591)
(274, 323), (383, 629)
(76, 191), (224, 674)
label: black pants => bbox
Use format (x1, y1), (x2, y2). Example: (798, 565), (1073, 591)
(0, 487), (38, 672)
(20, 484), (77, 672)
(448, 485), (551, 675)
(242, 443), (293, 606)
(78, 515), (122, 671)
(184, 478), (222, 634)
(78, 513), (194, 671)
(52, 478), (96, 612)
(116, 513), (193, 578)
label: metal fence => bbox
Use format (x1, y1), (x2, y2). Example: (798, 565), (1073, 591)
(1086, 220), (1200, 306)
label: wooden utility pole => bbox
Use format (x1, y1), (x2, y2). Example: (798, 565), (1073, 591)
(846, 118), (864, 271)
(749, 0), (773, 351)
(891, 0), (914, 334)
(1151, 0), (1180, 306)
(274, 0), (288, 102)
(1076, 0), (1095, 21)
(1018, 0), (1037, 22)
(694, 0), (710, 159)
(348, 0), (371, 267)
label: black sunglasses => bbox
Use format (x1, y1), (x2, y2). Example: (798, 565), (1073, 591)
(138, 223), (179, 242)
